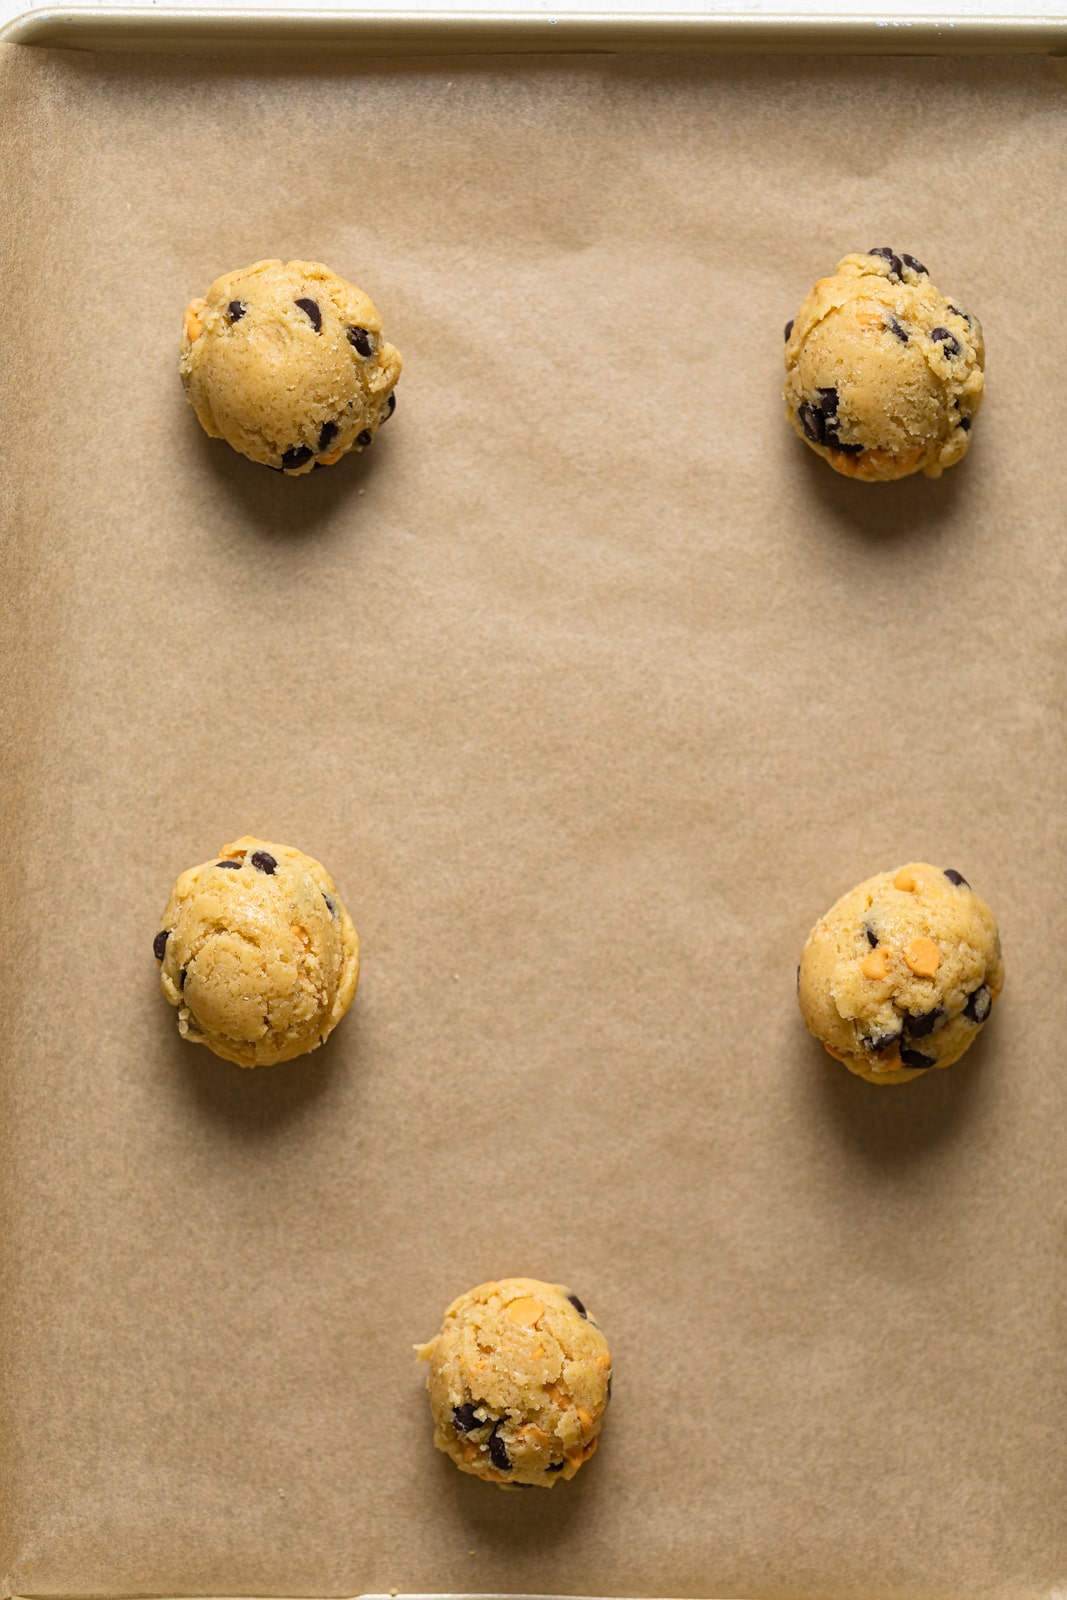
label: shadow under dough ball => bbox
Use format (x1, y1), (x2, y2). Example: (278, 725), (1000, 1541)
(783, 249), (984, 482)
(154, 836), (359, 1067)
(179, 258), (401, 475)
(416, 1277), (612, 1488)
(798, 862), (1003, 1084)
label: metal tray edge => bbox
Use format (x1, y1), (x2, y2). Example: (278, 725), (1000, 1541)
(2, 4), (1066, 53)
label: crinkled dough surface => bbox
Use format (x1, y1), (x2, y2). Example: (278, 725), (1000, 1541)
(783, 250), (984, 482)
(798, 862), (1003, 1084)
(155, 836), (359, 1067)
(179, 258), (401, 475)
(417, 1278), (612, 1488)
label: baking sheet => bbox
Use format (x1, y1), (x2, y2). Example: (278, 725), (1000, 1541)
(1, 37), (1066, 1600)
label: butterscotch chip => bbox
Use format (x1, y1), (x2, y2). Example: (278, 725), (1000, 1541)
(154, 836), (359, 1068)
(506, 1296), (545, 1326)
(415, 1278), (611, 1489)
(903, 937), (942, 977)
(797, 862), (1003, 1085)
(861, 947), (893, 981)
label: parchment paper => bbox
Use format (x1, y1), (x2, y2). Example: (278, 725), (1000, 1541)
(1, 40), (1066, 1600)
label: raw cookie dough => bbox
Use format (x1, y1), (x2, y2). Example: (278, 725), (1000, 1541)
(154, 836), (359, 1067)
(180, 259), (401, 476)
(783, 249), (984, 482)
(798, 862), (1003, 1084)
(416, 1277), (612, 1488)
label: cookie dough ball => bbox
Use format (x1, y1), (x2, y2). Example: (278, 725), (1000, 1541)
(416, 1277), (612, 1488)
(783, 249), (984, 482)
(798, 862), (1003, 1084)
(154, 836), (359, 1067)
(180, 259), (401, 476)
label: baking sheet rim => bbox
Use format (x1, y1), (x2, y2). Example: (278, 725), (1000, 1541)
(2, 4), (1067, 51)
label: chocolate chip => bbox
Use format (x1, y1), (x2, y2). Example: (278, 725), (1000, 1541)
(318, 420), (339, 453)
(295, 297), (321, 332)
(865, 926), (879, 947)
(959, 416), (972, 432)
(153, 930), (169, 960)
(800, 393), (860, 454)
(216, 859), (242, 870)
(567, 1293), (587, 1318)
(863, 1029), (902, 1054)
(904, 1006), (945, 1038)
(323, 893), (336, 915)
(179, 967), (187, 990)
(796, 964), (801, 992)
(798, 401), (825, 445)
(546, 1460), (566, 1472)
(784, 318), (794, 342)
(931, 327), (961, 357)
(488, 1428), (511, 1471)
(868, 246), (903, 280)
(346, 326), (375, 357)
(227, 300), (246, 322)
(885, 314), (909, 344)
(452, 1403), (484, 1434)
(899, 1047), (934, 1069)
(383, 390), (397, 419)
(356, 429), (372, 447)
(948, 304), (973, 326)
(281, 445), (314, 471)
(963, 984), (992, 1024)
(943, 869), (970, 887)
(250, 851), (277, 875)
(900, 253), (928, 276)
